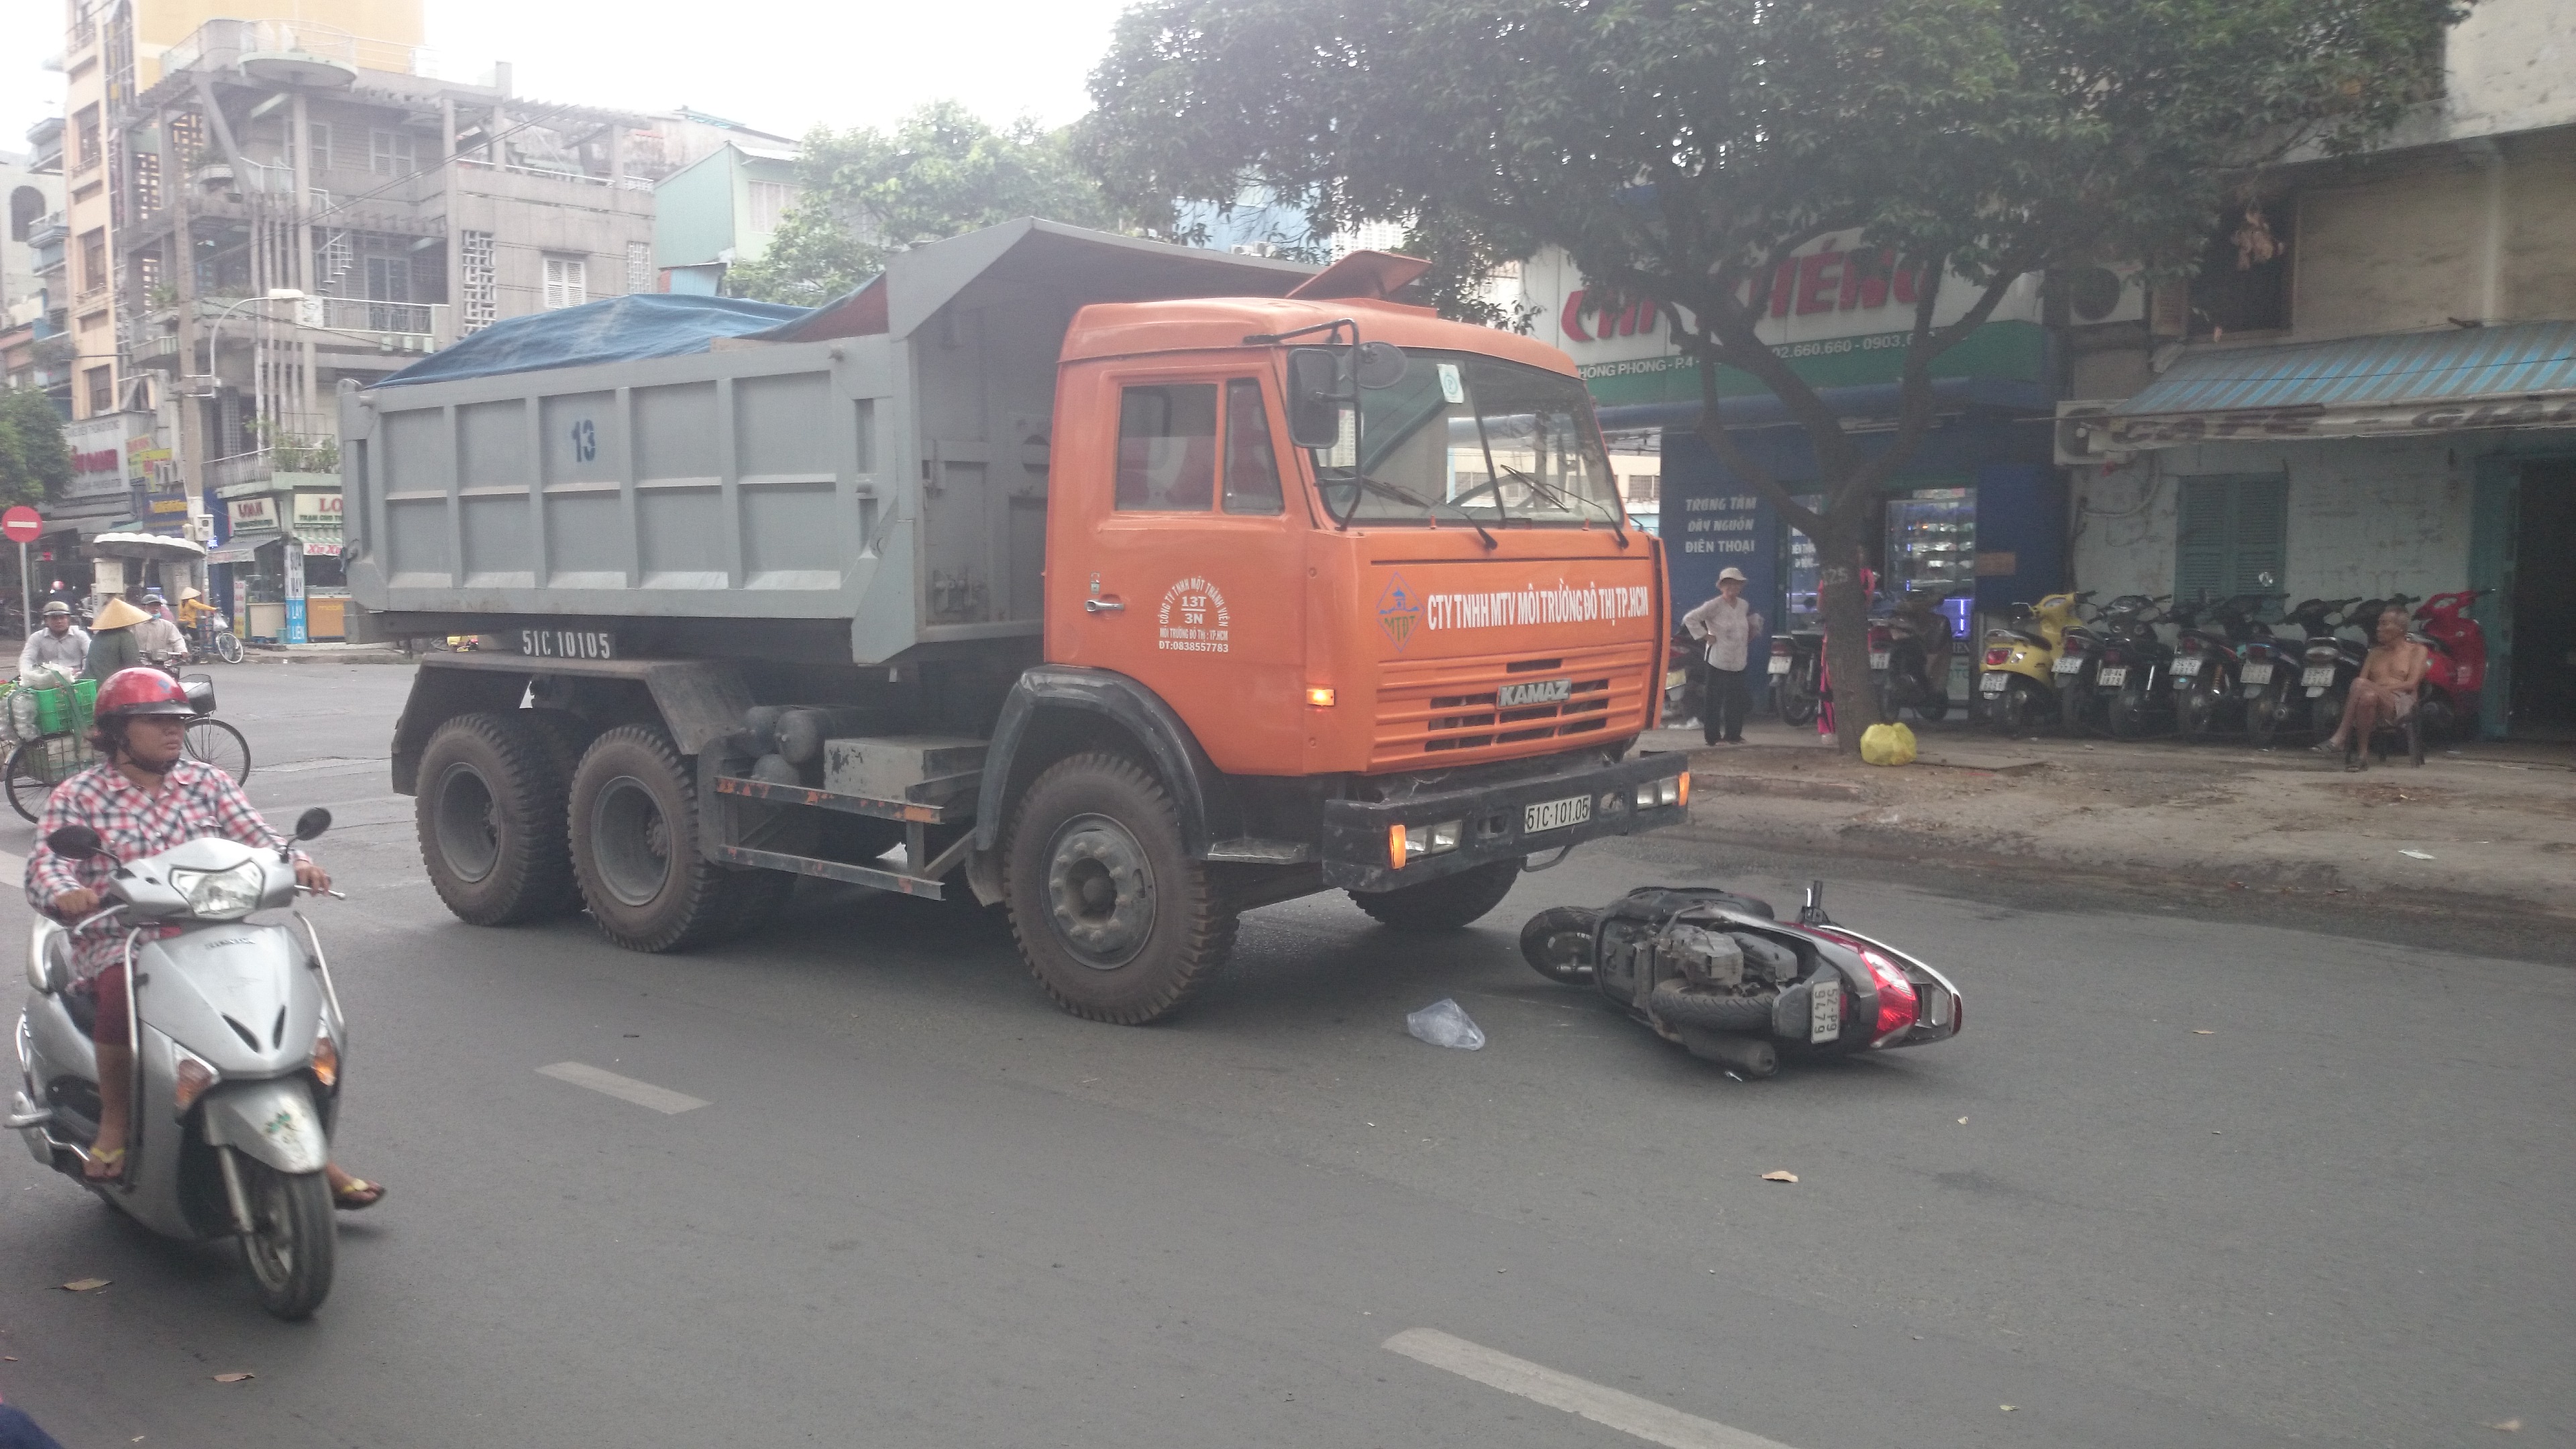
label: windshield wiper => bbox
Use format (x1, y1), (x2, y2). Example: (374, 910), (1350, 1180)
(1325, 470), (1498, 547)
(1492, 461), (1629, 543)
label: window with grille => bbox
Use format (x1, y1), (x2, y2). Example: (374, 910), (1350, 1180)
(307, 122), (333, 172)
(2174, 475), (2288, 606)
(626, 241), (651, 295)
(72, 107), (100, 172)
(132, 150), (160, 213)
(1624, 473), (1660, 503)
(87, 366), (113, 414)
(460, 230), (497, 333)
(79, 229), (107, 295)
(543, 256), (588, 310)
(747, 180), (796, 235)
(369, 129), (417, 176)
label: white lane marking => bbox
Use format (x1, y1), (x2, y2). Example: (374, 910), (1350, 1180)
(0, 850), (23, 876)
(1383, 1328), (1801, 1449)
(537, 1061), (709, 1114)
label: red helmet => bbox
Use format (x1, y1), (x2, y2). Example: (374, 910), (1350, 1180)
(95, 667), (196, 719)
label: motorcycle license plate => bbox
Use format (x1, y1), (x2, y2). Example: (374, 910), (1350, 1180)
(1980, 672), (2009, 696)
(2301, 666), (2336, 688)
(1768, 657), (1792, 676)
(1810, 979), (1843, 1043)
(1868, 651), (1891, 669)
(2096, 666), (2129, 688)
(2053, 655), (2084, 674)
(2172, 655), (2203, 677)
(1523, 794), (1592, 836)
(2240, 662), (2274, 686)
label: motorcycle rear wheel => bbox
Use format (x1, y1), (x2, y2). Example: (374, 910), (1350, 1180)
(2177, 680), (2218, 740)
(1778, 661), (1819, 727)
(236, 1157), (335, 1320)
(2247, 680), (2296, 749)
(1994, 678), (2046, 737)
(2108, 686), (2151, 739)
(2311, 684), (2348, 745)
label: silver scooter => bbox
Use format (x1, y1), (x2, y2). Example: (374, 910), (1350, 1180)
(8, 808), (346, 1320)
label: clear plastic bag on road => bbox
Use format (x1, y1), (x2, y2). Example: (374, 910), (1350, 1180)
(1406, 998), (1487, 1050)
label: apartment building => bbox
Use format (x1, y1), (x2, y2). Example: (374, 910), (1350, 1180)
(2060, 0), (2576, 738)
(48, 0), (661, 637)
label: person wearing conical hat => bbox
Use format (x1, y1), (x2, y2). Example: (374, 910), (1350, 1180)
(83, 596), (151, 680)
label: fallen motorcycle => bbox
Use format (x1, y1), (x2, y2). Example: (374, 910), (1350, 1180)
(1518, 881), (1962, 1076)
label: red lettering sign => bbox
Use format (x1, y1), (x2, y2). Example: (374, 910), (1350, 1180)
(1794, 250), (1843, 315)
(71, 449), (117, 474)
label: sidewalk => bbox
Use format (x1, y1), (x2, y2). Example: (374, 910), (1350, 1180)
(1644, 715), (2576, 923)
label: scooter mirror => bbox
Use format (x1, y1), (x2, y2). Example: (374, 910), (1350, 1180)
(292, 808), (333, 842)
(46, 825), (103, 859)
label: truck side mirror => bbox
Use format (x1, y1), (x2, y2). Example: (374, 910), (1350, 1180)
(1285, 347), (1346, 450)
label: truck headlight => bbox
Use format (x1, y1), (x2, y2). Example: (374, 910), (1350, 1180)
(168, 860), (264, 920)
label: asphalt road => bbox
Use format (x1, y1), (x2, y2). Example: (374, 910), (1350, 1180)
(0, 663), (2566, 1448)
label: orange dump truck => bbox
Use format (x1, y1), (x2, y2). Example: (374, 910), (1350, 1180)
(347, 219), (1688, 1022)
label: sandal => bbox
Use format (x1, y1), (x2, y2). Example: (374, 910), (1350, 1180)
(333, 1177), (387, 1211)
(80, 1144), (126, 1183)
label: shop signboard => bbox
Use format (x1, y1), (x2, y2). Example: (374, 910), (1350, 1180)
(1517, 239), (2052, 411)
(284, 538), (308, 644)
(228, 495), (279, 533)
(291, 492), (342, 528)
(61, 415), (135, 500)
(140, 488), (192, 536)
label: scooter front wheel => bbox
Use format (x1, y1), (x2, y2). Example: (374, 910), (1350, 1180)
(236, 1157), (335, 1320)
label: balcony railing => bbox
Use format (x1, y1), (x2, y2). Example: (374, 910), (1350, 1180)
(27, 214), (66, 248)
(296, 297), (449, 345)
(453, 156), (655, 192)
(158, 17), (486, 85)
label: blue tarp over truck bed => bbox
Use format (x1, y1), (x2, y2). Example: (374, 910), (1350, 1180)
(375, 294), (816, 386)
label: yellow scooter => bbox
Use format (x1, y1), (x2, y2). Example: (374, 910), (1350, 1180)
(1976, 592), (2090, 735)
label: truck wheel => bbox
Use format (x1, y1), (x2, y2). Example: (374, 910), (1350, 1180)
(1352, 858), (1521, 932)
(569, 724), (731, 953)
(416, 711), (577, 926)
(1004, 751), (1235, 1024)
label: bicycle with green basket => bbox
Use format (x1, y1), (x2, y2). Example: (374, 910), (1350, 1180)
(3, 671), (252, 822)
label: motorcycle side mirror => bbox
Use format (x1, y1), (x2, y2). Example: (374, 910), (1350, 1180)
(46, 824), (104, 859)
(292, 808), (333, 842)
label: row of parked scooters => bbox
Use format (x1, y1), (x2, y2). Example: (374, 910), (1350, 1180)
(1737, 588), (2491, 752)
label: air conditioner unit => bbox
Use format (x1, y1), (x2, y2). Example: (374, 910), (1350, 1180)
(184, 515), (215, 541)
(2054, 400), (2133, 467)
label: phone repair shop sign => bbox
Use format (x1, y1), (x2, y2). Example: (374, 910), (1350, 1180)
(228, 495), (280, 533)
(62, 415), (134, 500)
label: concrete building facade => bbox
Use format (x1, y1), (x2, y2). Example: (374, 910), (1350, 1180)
(651, 127), (800, 295)
(2062, 0), (2576, 738)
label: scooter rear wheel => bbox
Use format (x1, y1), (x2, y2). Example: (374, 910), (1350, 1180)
(2247, 679), (2296, 749)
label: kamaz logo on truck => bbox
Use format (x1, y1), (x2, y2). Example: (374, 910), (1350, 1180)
(518, 629), (616, 659)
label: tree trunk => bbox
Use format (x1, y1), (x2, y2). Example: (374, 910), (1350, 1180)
(1816, 534), (1878, 754)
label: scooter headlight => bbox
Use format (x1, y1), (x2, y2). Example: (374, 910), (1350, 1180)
(311, 1027), (339, 1089)
(168, 860), (264, 920)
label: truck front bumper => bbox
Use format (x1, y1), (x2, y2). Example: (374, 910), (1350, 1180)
(1322, 751), (1692, 892)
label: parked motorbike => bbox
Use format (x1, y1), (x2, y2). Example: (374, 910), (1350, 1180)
(1517, 880), (1963, 1077)
(2169, 594), (2279, 741)
(2051, 598), (2108, 735)
(1872, 591), (1956, 724)
(1664, 625), (1697, 727)
(2093, 594), (2177, 739)
(1767, 621), (1823, 725)
(8, 809), (347, 1320)
(1978, 592), (2088, 736)
(2410, 590), (2490, 742)
(2243, 598), (2356, 747)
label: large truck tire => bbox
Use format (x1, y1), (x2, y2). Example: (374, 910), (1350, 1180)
(1350, 858), (1521, 932)
(568, 724), (732, 953)
(415, 711), (578, 926)
(1004, 751), (1235, 1024)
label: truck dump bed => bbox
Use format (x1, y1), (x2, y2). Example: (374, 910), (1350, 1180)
(340, 219), (1313, 663)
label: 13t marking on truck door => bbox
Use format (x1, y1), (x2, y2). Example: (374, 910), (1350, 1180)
(518, 628), (616, 659)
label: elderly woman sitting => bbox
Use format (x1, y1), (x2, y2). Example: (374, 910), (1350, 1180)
(2316, 606), (2427, 770)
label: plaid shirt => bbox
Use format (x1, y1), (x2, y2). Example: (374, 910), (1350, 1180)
(23, 759), (294, 983)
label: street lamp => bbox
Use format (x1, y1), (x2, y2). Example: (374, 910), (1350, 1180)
(193, 287), (305, 400)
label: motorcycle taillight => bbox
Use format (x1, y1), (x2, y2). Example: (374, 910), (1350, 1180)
(2182, 637), (2204, 653)
(1859, 947), (1919, 1045)
(1771, 639), (1792, 657)
(1984, 647), (2010, 667)
(2061, 637), (2087, 655)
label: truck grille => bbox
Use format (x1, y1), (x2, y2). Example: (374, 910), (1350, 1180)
(1372, 643), (1654, 768)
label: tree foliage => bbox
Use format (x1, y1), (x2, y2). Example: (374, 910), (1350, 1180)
(729, 101), (1129, 307)
(0, 389), (69, 509)
(1085, 0), (2459, 749)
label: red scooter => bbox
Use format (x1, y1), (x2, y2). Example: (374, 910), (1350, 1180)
(2411, 589), (2489, 741)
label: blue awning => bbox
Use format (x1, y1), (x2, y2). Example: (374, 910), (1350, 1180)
(2105, 321), (2576, 447)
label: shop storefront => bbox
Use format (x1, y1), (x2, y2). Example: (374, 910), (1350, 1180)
(1516, 239), (2076, 636)
(2074, 322), (2576, 740)
(213, 474), (347, 642)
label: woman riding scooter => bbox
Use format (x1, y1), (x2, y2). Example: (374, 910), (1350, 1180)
(21, 668), (384, 1208)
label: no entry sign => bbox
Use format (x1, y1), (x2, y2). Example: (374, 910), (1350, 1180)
(1, 506), (40, 544)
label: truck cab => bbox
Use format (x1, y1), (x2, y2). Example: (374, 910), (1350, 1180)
(352, 220), (1690, 1024)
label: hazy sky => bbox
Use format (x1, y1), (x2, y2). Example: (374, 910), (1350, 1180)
(0, 0), (1142, 156)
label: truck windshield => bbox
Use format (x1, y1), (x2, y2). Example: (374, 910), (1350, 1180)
(1309, 350), (1623, 529)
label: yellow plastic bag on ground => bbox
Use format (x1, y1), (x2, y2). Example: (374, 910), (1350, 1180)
(1860, 721), (1917, 767)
